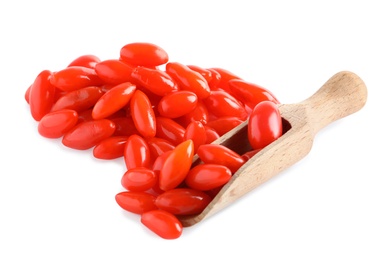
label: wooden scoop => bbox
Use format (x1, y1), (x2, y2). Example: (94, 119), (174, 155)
(179, 71), (367, 227)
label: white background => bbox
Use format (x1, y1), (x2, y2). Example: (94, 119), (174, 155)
(1, 0), (386, 259)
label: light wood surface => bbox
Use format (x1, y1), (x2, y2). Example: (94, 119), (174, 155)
(179, 71), (368, 227)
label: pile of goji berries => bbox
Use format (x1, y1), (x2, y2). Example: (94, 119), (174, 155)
(25, 42), (283, 239)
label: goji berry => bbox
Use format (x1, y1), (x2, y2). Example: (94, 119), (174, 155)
(120, 42), (169, 67)
(124, 134), (151, 170)
(155, 188), (211, 215)
(141, 210), (183, 239)
(62, 119), (115, 150)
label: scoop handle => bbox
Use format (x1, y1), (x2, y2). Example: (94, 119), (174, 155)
(301, 71), (367, 136)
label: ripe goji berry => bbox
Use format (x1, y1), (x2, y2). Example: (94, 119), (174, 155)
(29, 70), (56, 121)
(124, 134), (151, 170)
(184, 121), (206, 153)
(209, 67), (241, 93)
(147, 137), (175, 161)
(197, 144), (246, 173)
(115, 191), (157, 214)
(130, 90), (156, 138)
(185, 164), (232, 191)
(94, 59), (135, 85)
(228, 79), (280, 109)
(110, 117), (140, 136)
(68, 54), (101, 69)
(205, 116), (244, 136)
(157, 90), (198, 118)
(178, 101), (209, 127)
(92, 82), (136, 120)
(38, 109), (78, 138)
(159, 140), (194, 191)
(130, 66), (178, 96)
(51, 86), (104, 113)
(248, 101), (282, 150)
(50, 66), (103, 92)
(93, 136), (128, 159)
(121, 167), (157, 192)
(166, 62), (210, 99)
(204, 90), (248, 120)
(120, 42), (169, 67)
(62, 119), (116, 150)
(155, 188), (211, 215)
(141, 210), (183, 239)
(155, 117), (186, 146)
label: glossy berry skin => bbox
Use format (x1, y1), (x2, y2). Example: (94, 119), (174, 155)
(121, 167), (157, 192)
(131, 67), (178, 96)
(159, 140), (194, 191)
(166, 62), (210, 99)
(51, 86), (104, 113)
(141, 210), (183, 239)
(147, 137), (175, 161)
(155, 117), (186, 146)
(67, 54), (101, 69)
(204, 90), (248, 120)
(184, 121), (206, 153)
(155, 188), (211, 215)
(92, 82), (136, 120)
(130, 90), (156, 138)
(50, 66), (103, 92)
(124, 134), (151, 170)
(206, 68), (221, 89)
(157, 91), (198, 118)
(197, 144), (246, 173)
(38, 109), (78, 138)
(179, 101), (209, 127)
(228, 79), (280, 109)
(209, 67), (241, 93)
(120, 42), (169, 67)
(29, 70), (56, 121)
(111, 117), (140, 136)
(248, 101), (282, 150)
(206, 116), (244, 136)
(185, 164), (232, 191)
(204, 126), (220, 144)
(93, 136), (128, 159)
(94, 59), (135, 85)
(115, 191), (157, 214)
(62, 119), (116, 150)
(187, 65), (212, 83)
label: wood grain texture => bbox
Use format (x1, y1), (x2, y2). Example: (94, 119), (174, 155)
(179, 71), (367, 227)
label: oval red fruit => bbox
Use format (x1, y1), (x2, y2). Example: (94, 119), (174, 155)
(248, 101), (282, 150)
(51, 86), (104, 113)
(159, 140), (194, 191)
(115, 191), (157, 214)
(50, 66), (103, 92)
(93, 136), (128, 159)
(155, 188), (211, 215)
(38, 109), (78, 138)
(92, 82), (136, 120)
(121, 167), (157, 192)
(62, 119), (115, 150)
(185, 164), (232, 191)
(120, 42), (169, 67)
(67, 54), (101, 69)
(124, 134), (151, 170)
(166, 62), (210, 99)
(130, 90), (156, 138)
(29, 70), (56, 121)
(141, 210), (183, 239)
(158, 91), (198, 118)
